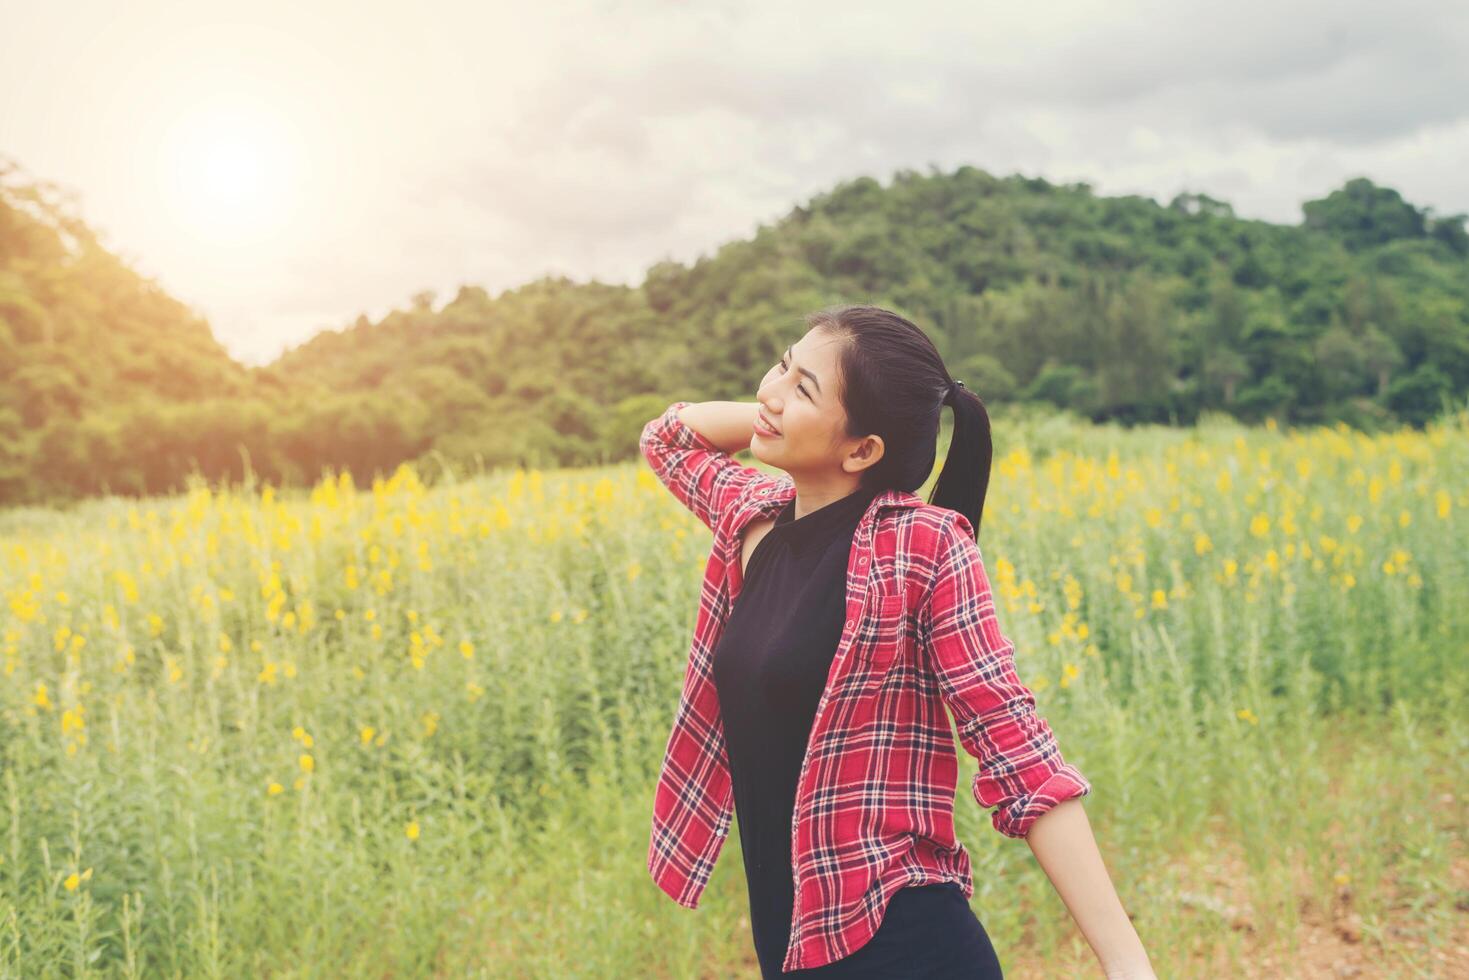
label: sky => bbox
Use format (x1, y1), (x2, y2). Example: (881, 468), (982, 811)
(2, 0), (1466, 366)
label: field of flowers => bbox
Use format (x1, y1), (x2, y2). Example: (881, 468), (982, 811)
(2, 408), (1466, 977)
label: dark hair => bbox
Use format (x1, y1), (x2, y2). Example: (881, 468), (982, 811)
(804, 303), (993, 543)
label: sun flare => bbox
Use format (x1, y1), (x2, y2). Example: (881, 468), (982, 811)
(160, 103), (300, 245)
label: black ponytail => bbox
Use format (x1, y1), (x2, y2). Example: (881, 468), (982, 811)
(927, 380), (992, 544)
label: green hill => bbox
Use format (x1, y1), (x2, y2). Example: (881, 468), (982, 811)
(3, 155), (1467, 508)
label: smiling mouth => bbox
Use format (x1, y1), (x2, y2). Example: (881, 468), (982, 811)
(755, 415), (781, 436)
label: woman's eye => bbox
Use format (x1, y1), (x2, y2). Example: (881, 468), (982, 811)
(778, 360), (810, 399)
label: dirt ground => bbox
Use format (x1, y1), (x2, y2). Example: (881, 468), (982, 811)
(1005, 791), (1468, 978)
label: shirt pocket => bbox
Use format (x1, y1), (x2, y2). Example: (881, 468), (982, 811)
(857, 592), (909, 671)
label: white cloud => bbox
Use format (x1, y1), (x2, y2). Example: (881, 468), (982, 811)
(2, 0), (1465, 366)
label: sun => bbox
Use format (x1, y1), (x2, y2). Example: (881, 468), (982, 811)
(160, 103), (301, 245)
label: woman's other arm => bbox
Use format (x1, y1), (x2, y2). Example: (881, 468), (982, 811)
(1026, 800), (1155, 978)
(921, 512), (1153, 977)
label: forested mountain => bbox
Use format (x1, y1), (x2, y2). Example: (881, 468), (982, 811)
(2, 157), (1467, 508)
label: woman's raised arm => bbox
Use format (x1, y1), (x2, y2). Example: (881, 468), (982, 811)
(640, 400), (772, 533)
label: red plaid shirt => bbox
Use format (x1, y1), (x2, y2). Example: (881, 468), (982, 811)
(642, 401), (1091, 972)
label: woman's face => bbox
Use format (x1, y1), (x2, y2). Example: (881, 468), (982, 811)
(751, 327), (884, 482)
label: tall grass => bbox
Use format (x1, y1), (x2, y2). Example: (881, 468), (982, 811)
(2, 408), (1465, 977)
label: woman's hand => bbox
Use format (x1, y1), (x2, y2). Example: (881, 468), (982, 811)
(675, 401), (763, 455)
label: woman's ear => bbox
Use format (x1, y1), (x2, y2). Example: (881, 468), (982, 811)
(844, 435), (884, 474)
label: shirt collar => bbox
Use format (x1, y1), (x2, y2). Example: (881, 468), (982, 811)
(771, 486), (882, 557)
(743, 480), (924, 536)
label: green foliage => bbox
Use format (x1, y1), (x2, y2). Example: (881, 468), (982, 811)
(3, 157), (1468, 508)
(1304, 178), (1417, 249)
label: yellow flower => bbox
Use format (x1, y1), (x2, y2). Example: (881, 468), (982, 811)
(405, 820), (420, 841)
(1249, 513), (1270, 537)
(267, 782), (284, 796)
(1059, 663), (1080, 689)
(1151, 589), (1168, 609)
(1194, 532), (1212, 555)
(459, 640), (475, 659)
(360, 726), (376, 745)
(1236, 708), (1259, 725)
(1346, 514), (1363, 534)
(299, 753), (314, 773)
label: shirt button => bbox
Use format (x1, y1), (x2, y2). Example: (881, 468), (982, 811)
(845, 620), (853, 629)
(859, 557), (867, 565)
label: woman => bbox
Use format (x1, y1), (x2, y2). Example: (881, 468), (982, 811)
(642, 305), (1154, 977)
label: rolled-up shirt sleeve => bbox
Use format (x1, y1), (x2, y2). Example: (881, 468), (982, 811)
(640, 401), (769, 534)
(919, 513), (1091, 838)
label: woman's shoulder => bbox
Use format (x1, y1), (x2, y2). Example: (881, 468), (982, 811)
(875, 504), (973, 601)
(882, 503), (966, 551)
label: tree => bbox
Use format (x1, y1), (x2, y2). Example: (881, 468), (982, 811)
(1301, 177), (1427, 251)
(1385, 364), (1453, 426)
(1313, 325), (1366, 400)
(1203, 348), (1250, 405)
(1360, 326), (1404, 397)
